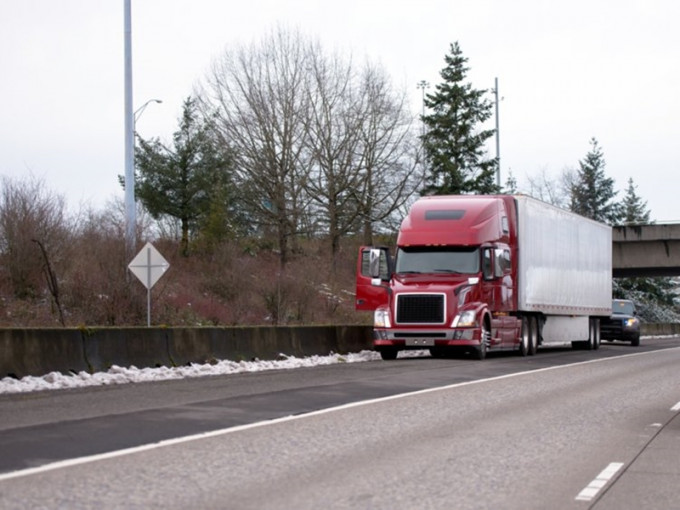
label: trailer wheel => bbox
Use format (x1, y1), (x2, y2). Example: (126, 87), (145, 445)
(528, 316), (538, 356)
(592, 319), (601, 350)
(584, 319), (598, 350)
(518, 317), (530, 356)
(378, 348), (398, 361)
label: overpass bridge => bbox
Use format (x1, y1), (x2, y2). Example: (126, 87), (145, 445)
(612, 224), (680, 278)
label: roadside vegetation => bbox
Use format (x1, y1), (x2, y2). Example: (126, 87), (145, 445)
(1, 28), (676, 327)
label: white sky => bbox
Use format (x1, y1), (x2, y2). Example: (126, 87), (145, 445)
(1, 0), (678, 220)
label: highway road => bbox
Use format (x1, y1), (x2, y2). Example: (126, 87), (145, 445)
(1, 337), (680, 509)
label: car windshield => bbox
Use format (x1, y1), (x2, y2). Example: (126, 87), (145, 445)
(395, 246), (480, 274)
(612, 300), (635, 315)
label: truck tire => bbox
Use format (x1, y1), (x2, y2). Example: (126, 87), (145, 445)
(379, 348), (398, 361)
(518, 317), (530, 356)
(576, 319), (599, 350)
(528, 316), (538, 355)
(474, 321), (490, 360)
(429, 347), (446, 358)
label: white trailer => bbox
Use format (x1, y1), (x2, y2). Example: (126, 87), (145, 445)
(515, 195), (612, 345)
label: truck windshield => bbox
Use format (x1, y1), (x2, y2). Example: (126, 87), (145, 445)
(395, 246), (480, 275)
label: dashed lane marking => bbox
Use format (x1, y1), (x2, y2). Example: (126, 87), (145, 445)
(575, 462), (624, 502)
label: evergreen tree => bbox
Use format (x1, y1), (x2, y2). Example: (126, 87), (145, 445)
(619, 177), (651, 225)
(420, 42), (498, 196)
(570, 138), (620, 223)
(133, 97), (236, 256)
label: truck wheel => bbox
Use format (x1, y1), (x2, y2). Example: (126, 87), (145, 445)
(475, 322), (490, 360)
(518, 317), (530, 357)
(631, 335), (640, 347)
(429, 347), (445, 358)
(379, 348), (398, 361)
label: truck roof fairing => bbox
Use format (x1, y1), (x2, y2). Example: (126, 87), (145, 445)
(397, 195), (510, 247)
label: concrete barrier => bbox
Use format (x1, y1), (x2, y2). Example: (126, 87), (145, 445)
(641, 323), (680, 336)
(0, 325), (375, 378)
(2, 323), (674, 379)
(0, 329), (89, 379)
(84, 328), (173, 373)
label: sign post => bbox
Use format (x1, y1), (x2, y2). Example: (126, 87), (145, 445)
(128, 242), (170, 326)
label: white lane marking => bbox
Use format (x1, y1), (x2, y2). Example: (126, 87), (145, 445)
(671, 401), (680, 412)
(575, 462), (624, 501)
(0, 347), (677, 483)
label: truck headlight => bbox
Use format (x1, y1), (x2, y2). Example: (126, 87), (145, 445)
(452, 310), (477, 328)
(374, 309), (391, 328)
(625, 318), (639, 328)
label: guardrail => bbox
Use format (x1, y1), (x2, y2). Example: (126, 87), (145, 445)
(0, 323), (677, 379)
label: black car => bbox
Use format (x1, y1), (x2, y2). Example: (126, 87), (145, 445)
(600, 299), (641, 346)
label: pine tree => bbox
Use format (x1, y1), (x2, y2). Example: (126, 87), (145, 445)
(570, 138), (620, 223)
(619, 177), (651, 225)
(420, 42), (498, 196)
(133, 97), (236, 256)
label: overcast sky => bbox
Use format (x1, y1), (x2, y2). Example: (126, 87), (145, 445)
(1, 0), (678, 221)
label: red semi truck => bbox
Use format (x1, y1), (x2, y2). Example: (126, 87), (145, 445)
(355, 194), (612, 360)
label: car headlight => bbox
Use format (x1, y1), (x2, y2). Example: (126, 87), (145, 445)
(374, 308), (391, 328)
(625, 318), (639, 328)
(452, 310), (477, 328)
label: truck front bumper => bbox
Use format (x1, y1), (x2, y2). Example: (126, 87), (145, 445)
(373, 328), (479, 348)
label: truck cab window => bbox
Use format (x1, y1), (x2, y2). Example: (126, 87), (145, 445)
(494, 248), (510, 277)
(482, 248), (494, 280)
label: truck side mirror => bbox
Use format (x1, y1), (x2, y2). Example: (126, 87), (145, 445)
(369, 248), (383, 278)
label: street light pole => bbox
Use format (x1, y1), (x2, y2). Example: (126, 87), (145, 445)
(416, 80), (429, 136)
(124, 0), (135, 257)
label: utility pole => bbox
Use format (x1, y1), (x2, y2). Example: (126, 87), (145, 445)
(494, 77), (501, 189)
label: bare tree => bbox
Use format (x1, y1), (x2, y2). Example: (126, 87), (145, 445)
(0, 176), (70, 305)
(199, 27), (419, 272)
(65, 200), (150, 326)
(198, 26), (312, 268)
(353, 63), (422, 244)
(525, 166), (575, 209)
(304, 47), (366, 271)
(304, 57), (421, 266)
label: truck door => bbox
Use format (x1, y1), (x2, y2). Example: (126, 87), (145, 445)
(355, 246), (390, 311)
(483, 246), (516, 345)
(481, 247), (504, 346)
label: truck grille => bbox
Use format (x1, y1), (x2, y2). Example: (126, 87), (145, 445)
(396, 293), (445, 324)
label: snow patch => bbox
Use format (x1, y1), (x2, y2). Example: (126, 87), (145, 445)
(0, 350), (429, 395)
